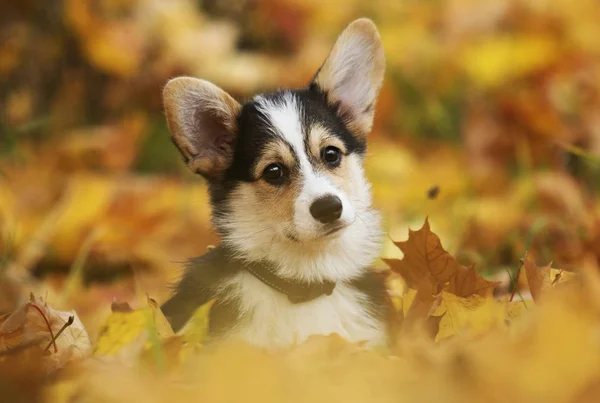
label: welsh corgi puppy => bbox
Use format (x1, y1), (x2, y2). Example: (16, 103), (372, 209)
(161, 18), (393, 350)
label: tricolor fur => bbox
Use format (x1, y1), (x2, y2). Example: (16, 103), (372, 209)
(161, 19), (389, 349)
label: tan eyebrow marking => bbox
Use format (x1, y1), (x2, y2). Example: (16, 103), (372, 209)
(252, 140), (297, 179)
(308, 124), (347, 160)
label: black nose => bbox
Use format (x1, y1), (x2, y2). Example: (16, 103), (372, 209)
(310, 195), (343, 224)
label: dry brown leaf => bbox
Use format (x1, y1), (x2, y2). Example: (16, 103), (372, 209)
(400, 274), (442, 339)
(0, 303), (30, 353)
(448, 264), (496, 298)
(522, 252), (552, 302)
(0, 294), (91, 372)
(111, 300), (134, 313)
(384, 218), (497, 298)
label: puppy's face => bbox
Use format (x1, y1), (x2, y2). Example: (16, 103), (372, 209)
(163, 19), (385, 280)
(225, 88), (369, 244)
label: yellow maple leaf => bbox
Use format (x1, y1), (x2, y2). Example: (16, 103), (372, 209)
(177, 299), (216, 362)
(402, 287), (507, 341)
(181, 298), (216, 343)
(93, 296), (173, 359)
(435, 292), (507, 341)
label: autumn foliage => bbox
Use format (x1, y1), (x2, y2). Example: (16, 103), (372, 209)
(0, 218), (597, 403)
(1, 0), (600, 402)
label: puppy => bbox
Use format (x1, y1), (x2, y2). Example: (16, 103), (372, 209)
(161, 18), (393, 350)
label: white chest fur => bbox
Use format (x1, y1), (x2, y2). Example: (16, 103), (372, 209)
(220, 271), (386, 350)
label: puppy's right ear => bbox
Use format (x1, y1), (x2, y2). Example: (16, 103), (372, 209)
(163, 77), (241, 180)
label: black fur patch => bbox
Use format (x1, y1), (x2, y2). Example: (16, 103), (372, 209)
(160, 247), (243, 335)
(296, 87), (366, 154)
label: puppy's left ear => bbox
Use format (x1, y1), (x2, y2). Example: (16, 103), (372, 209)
(312, 18), (385, 138)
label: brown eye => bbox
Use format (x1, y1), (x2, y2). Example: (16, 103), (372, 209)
(262, 163), (286, 185)
(321, 146), (342, 167)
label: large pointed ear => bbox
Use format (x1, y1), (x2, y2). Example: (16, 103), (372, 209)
(163, 77), (241, 180)
(312, 18), (385, 138)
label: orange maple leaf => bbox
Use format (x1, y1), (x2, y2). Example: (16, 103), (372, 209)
(383, 218), (497, 297)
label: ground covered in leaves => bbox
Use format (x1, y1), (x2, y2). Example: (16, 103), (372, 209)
(1, 0), (600, 402)
(1, 220), (599, 403)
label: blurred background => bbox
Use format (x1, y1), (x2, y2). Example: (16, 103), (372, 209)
(0, 0), (599, 334)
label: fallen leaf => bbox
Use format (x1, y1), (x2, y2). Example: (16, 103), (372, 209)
(448, 264), (496, 298)
(436, 292), (507, 340)
(93, 295), (173, 364)
(111, 300), (134, 313)
(384, 218), (497, 298)
(180, 298), (216, 344)
(400, 275), (442, 337)
(0, 294), (91, 372)
(522, 252), (552, 302)
(0, 302), (28, 334)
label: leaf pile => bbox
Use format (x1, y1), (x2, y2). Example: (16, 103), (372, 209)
(1, 219), (600, 403)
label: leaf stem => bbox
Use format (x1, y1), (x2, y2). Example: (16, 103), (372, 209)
(29, 302), (58, 353)
(44, 316), (74, 352)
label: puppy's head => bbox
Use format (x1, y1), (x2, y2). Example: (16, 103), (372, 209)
(163, 19), (385, 281)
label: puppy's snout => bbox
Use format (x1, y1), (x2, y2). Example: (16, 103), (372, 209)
(310, 195), (343, 224)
